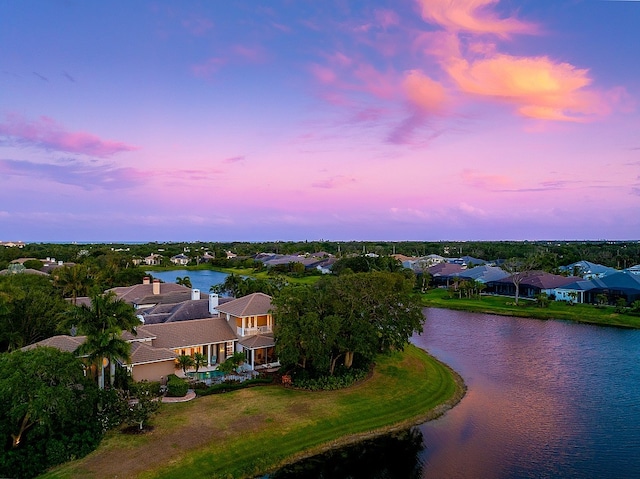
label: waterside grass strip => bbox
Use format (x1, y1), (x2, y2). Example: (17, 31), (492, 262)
(422, 288), (640, 329)
(42, 345), (464, 479)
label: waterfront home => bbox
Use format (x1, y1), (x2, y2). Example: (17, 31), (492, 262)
(454, 265), (509, 284)
(170, 254), (189, 265)
(558, 261), (618, 279)
(216, 292), (278, 370)
(144, 253), (163, 265)
(488, 271), (580, 299)
(107, 277), (196, 310)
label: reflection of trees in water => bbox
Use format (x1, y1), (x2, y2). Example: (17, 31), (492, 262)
(268, 428), (424, 479)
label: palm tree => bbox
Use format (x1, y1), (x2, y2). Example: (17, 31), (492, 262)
(53, 264), (91, 305)
(176, 276), (192, 288)
(176, 354), (195, 375)
(193, 352), (207, 373)
(71, 292), (139, 389)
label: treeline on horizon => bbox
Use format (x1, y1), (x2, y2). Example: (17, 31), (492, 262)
(2, 240), (640, 271)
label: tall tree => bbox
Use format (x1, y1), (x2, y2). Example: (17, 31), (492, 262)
(0, 274), (66, 352)
(0, 347), (102, 478)
(52, 264), (92, 304)
(70, 292), (139, 389)
(273, 272), (424, 376)
(503, 257), (539, 305)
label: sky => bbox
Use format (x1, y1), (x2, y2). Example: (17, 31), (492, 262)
(1, 0), (639, 242)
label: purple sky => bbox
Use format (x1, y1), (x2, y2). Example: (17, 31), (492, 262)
(1, 1), (639, 242)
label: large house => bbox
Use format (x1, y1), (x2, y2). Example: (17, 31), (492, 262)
(23, 291), (277, 383)
(216, 292), (277, 370)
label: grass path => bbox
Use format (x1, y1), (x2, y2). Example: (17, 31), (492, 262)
(43, 345), (463, 479)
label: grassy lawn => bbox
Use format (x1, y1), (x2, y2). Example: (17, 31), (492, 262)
(42, 345), (463, 479)
(422, 288), (640, 329)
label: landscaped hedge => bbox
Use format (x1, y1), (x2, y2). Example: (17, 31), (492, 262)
(196, 377), (274, 396)
(293, 367), (368, 391)
(166, 374), (189, 397)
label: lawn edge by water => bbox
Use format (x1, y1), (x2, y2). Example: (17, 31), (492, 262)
(422, 289), (640, 329)
(41, 345), (464, 479)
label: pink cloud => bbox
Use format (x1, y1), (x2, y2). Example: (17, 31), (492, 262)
(0, 113), (138, 157)
(444, 54), (613, 122)
(374, 9), (400, 30)
(416, 0), (537, 37)
(311, 175), (356, 189)
(461, 169), (512, 190)
(403, 70), (448, 114)
(309, 63), (338, 85)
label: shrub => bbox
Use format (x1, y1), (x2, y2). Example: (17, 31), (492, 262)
(197, 377), (274, 396)
(292, 367), (368, 391)
(166, 374), (189, 397)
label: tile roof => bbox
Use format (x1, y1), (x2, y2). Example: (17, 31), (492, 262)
(216, 292), (273, 317)
(239, 334), (275, 349)
(494, 271), (579, 289)
(107, 283), (194, 306)
(427, 263), (465, 276)
(22, 335), (86, 353)
(457, 265), (509, 283)
(138, 318), (237, 349)
(129, 342), (177, 365)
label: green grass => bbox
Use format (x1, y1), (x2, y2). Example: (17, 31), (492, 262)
(42, 345), (463, 479)
(422, 288), (640, 328)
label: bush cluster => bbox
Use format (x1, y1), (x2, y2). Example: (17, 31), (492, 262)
(293, 367), (368, 391)
(166, 374), (189, 397)
(196, 377), (273, 396)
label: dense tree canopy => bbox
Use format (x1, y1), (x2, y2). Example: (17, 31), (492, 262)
(0, 347), (103, 478)
(0, 274), (68, 352)
(273, 271), (424, 376)
(211, 273), (287, 298)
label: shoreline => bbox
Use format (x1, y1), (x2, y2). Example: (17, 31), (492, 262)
(43, 346), (465, 479)
(259, 349), (467, 477)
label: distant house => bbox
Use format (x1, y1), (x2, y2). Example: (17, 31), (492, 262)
(144, 254), (162, 266)
(455, 265), (509, 284)
(626, 264), (640, 276)
(559, 261), (618, 279)
(427, 263), (465, 286)
(488, 271), (580, 299)
(170, 254), (189, 266)
(590, 271), (640, 305)
(554, 279), (598, 304)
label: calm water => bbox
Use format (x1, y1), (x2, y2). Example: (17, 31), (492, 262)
(271, 308), (640, 478)
(145, 269), (228, 293)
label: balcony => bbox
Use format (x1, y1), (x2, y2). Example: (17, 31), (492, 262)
(237, 325), (272, 336)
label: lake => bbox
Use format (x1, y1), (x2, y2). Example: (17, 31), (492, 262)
(145, 269), (229, 293)
(269, 308), (640, 478)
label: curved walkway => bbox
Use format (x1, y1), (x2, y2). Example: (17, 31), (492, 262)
(161, 389), (196, 403)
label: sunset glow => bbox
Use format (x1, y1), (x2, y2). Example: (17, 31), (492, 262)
(1, 1), (638, 241)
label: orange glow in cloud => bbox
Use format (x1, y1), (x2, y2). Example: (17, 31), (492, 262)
(416, 0), (536, 37)
(403, 70), (448, 114)
(445, 54), (610, 122)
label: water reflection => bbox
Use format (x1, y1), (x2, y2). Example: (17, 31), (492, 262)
(271, 308), (640, 478)
(266, 429), (425, 479)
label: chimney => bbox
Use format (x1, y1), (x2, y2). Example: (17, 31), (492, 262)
(191, 288), (200, 301)
(153, 278), (160, 295)
(143, 277), (150, 285)
(209, 293), (219, 315)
